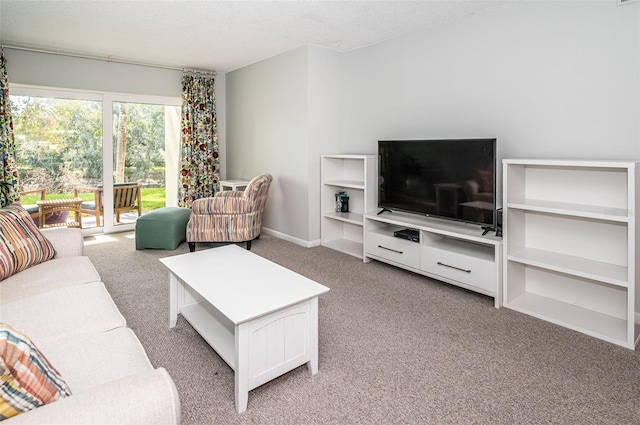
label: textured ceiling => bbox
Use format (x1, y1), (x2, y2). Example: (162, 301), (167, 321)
(0, 0), (503, 73)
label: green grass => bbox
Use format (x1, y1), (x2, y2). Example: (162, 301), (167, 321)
(20, 187), (167, 211)
(137, 188), (166, 210)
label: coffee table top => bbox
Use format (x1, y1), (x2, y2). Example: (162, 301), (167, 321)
(160, 245), (330, 324)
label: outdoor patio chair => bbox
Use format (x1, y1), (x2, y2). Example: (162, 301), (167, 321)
(19, 188), (69, 227)
(73, 183), (142, 227)
(19, 188), (45, 222)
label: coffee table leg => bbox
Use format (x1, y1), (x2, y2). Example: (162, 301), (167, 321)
(235, 322), (249, 413)
(307, 297), (319, 375)
(169, 273), (178, 328)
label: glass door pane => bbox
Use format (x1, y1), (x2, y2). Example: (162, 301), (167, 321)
(10, 95), (103, 229)
(111, 101), (180, 227)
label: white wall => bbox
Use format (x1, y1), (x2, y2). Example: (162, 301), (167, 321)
(225, 45), (344, 243)
(307, 46), (344, 242)
(341, 1), (640, 163)
(226, 46), (310, 241)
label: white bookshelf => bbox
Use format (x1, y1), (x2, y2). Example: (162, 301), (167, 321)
(321, 154), (377, 259)
(502, 159), (640, 349)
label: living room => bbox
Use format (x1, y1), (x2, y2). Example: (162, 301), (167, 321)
(1, 0), (639, 424)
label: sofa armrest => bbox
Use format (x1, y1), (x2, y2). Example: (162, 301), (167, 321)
(41, 228), (84, 258)
(6, 368), (180, 425)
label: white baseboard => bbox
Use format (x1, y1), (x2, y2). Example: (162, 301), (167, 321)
(261, 227), (320, 248)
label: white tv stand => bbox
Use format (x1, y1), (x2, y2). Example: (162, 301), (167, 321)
(364, 211), (503, 308)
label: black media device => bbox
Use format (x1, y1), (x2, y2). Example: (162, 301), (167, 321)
(378, 138), (497, 233)
(393, 228), (420, 243)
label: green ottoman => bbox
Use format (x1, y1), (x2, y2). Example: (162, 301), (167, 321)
(135, 207), (192, 250)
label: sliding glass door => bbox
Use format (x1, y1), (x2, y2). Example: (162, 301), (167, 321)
(11, 91), (104, 229)
(111, 101), (180, 228)
(10, 86), (180, 233)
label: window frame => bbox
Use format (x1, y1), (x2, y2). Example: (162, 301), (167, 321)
(10, 84), (181, 235)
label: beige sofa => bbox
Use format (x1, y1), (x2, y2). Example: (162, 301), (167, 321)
(0, 227), (180, 424)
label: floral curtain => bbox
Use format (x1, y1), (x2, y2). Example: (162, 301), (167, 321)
(0, 53), (20, 207)
(178, 73), (219, 207)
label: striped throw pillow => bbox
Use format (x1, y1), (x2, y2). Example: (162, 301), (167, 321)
(0, 323), (72, 420)
(0, 204), (56, 281)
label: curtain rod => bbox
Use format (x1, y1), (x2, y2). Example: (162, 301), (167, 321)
(0, 44), (216, 76)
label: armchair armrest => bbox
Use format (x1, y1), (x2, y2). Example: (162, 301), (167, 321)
(192, 194), (251, 214)
(73, 186), (102, 211)
(73, 186), (101, 197)
(18, 189), (46, 218)
(19, 188), (46, 200)
(5, 368), (180, 425)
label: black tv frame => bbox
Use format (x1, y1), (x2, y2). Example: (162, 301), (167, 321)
(377, 138), (497, 233)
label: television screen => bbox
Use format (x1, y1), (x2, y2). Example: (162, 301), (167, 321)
(378, 139), (496, 227)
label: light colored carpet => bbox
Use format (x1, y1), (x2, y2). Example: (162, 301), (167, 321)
(84, 232), (640, 425)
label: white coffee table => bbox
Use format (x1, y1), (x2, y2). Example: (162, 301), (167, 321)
(160, 245), (330, 413)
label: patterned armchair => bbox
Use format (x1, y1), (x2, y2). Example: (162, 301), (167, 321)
(187, 174), (273, 251)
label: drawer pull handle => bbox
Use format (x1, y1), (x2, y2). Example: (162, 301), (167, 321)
(378, 245), (403, 254)
(437, 262), (471, 273)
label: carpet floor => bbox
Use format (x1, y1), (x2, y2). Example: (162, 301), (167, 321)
(84, 232), (640, 425)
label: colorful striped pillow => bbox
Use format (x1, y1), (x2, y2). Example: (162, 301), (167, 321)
(0, 323), (72, 420)
(0, 204), (56, 281)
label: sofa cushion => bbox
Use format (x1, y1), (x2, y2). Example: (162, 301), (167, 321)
(39, 328), (153, 394)
(0, 282), (126, 347)
(0, 204), (55, 282)
(0, 323), (72, 420)
(0, 256), (101, 304)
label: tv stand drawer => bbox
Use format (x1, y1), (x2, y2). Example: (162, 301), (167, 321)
(421, 240), (495, 292)
(365, 232), (420, 269)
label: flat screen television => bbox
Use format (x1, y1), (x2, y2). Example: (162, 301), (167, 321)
(378, 138), (497, 229)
